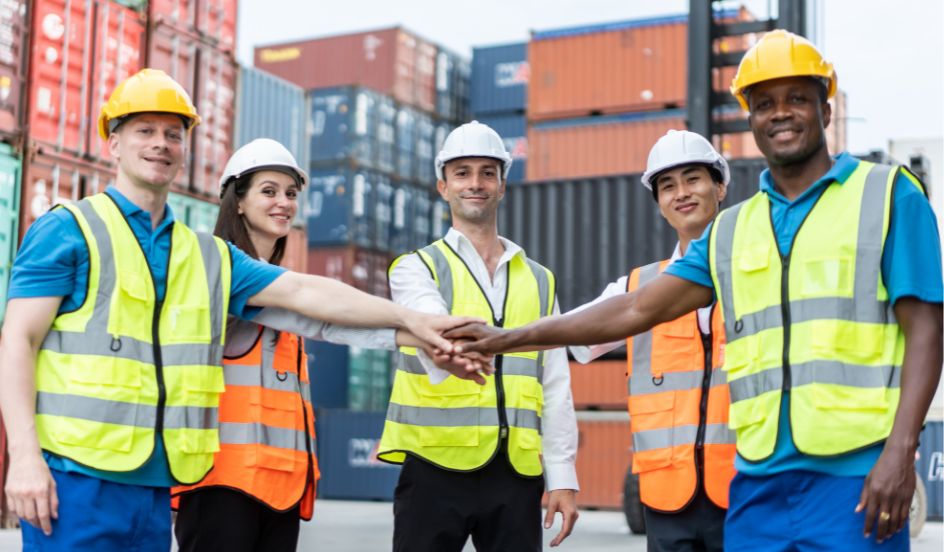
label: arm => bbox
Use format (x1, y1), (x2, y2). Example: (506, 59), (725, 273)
(540, 342), (579, 546)
(453, 273), (712, 355)
(252, 307), (398, 350)
(857, 298), (943, 542)
(0, 297), (64, 535)
(567, 276), (630, 363)
(248, 271), (472, 352)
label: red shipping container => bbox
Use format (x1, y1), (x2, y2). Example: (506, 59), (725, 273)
(281, 227), (308, 274)
(307, 245), (392, 298)
(189, 42), (236, 198)
(570, 360), (628, 411)
(527, 112), (686, 181)
(0, 0), (29, 140)
(572, 414), (632, 510)
(85, 0), (146, 162)
(148, 0), (197, 32)
(255, 27), (436, 114)
(20, 151), (114, 240)
(196, 0), (237, 54)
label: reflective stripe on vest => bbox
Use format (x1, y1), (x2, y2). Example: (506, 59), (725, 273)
(625, 260), (735, 511)
(172, 323), (318, 519)
(378, 240), (554, 476)
(709, 162), (903, 460)
(34, 194), (230, 484)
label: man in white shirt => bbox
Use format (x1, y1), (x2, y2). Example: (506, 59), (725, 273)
(378, 121), (579, 551)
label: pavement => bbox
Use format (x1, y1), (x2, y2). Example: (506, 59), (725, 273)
(1, 500), (942, 551)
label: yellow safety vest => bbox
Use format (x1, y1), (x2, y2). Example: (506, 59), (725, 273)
(708, 162), (904, 461)
(34, 193), (232, 484)
(377, 240), (555, 476)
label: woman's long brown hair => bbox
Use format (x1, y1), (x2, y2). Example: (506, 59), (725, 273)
(214, 172), (291, 266)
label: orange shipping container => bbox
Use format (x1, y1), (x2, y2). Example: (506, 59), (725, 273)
(527, 111), (685, 181)
(570, 360), (628, 411)
(574, 413), (632, 510)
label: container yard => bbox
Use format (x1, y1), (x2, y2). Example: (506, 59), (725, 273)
(0, 1), (941, 550)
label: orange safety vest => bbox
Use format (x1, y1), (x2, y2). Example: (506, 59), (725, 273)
(625, 260), (735, 512)
(172, 322), (319, 519)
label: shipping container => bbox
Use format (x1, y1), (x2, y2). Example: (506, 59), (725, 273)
(148, 0), (197, 31)
(281, 227), (308, 273)
(376, 94), (397, 174)
(29, 0), (144, 157)
(19, 152), (114, 241)
(414, 111), (434, 183)
(0, 0), (29, 140)
(372, 173), (394, 251)
(434, 47), (471, 122)
(475, 113), (527, 183)
(235, 65), (309, 171)
(917, 420), (943, 521)
(430, 196), (450, 240)
(255, 27), (441, 115)
(570, 360), (628, 411)
(0, 143), (20, 323)
(498, 158), (766, 312)
(308, 86), (379, 170)
(347, 346), (392, 412)
(307, 167), (376, 249)
(306, 341), (350, 409)
(189, 42), (236, 197)
(526, 110), (686, 181)
(470, 42), (528, 115)
(306, 245), (392, 298)
(196, 0), (237, 53)
(394, 105), (416, 180)
(166, 190), (219, 232)
(314, 408), (401, 501)
(389, 180), (433, 256)
(572, 413), (632, 509)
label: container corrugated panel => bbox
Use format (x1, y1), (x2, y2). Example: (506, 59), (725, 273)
(189, 43), (236, 198)
(306, 245), (392, 298)
(498, 158), (767, 312)
(196, 0), (237, 54)
(0, 143), (20, 323)
(411, 35), (436, 114)
(306, 341), (350, 408)
(166, 191), (219, 233)
(435, 48), (471, 122)
(475, 113), (527, 183)
(395, 105), (416, 181)
(389, 180), (434, 256)
(281, 227), (308, 273)
(455, 59), (471, 123)
(571, 360), (627, 410)
(372, 173), (394, 251)
(526, 111), (686, 181)
(19, 152), (114, 242)
(347, 348), (392, 412)
(235, 66), (309, 170)
(376, 94), (397, 174)
(314, 408), (401, 500)
(307, 167), (374, 248)
(470, 42), (528, 115)
(414, 112), (435, 183)
(430, 197), (451, 241)
(308, 86), (377, 170)
(573, 413), (631, 509)
(85, 1), (146, 162)
(0, 0), (28, 140)
(917, 421), (943, 520)
(148, 0), (197, 31)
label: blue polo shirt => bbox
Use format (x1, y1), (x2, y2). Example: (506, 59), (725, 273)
(666, 152), (943, 476)
(8, 187), (286, 487)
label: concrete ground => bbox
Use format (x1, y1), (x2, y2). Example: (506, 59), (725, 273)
(0, 501), (941, 551)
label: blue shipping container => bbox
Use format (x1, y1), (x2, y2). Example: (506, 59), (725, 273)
(307, 341), (350, 409)
(415, 113), (435, 184)
(917, 420), (943, 521)
(470, 42), (528, 115)
(373, 174), (395, 252)
(377, 95), (397, 175)
(474, 113), (527, 183)
(435, 48), (472, 123)
(309, 87), (380, 170)
(395, 106), (417, 181)
(236, 66), (309, 170)
(307, 167), (374, 248)
(315, 409), (401, 501)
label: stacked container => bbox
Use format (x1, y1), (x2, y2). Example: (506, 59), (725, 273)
(470, 42), (528, 183)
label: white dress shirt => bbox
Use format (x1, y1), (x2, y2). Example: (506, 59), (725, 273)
(569, 243), (712, 363)
(240, 307), (398, 355)
(388, 228), (579, 491)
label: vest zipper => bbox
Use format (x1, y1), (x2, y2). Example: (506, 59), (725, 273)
(780, 255), (792, 392)
(494, 318), (509, 439)
(153, 298), (166, 435)
(296, 338), (315, 492)
(694, 315), (713, 486)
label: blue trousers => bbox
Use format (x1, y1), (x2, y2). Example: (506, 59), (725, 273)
(725, 470), (909, 551)
(21, 468), (170, 552)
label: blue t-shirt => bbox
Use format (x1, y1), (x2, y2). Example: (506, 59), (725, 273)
(8, 187), (286, 487)
(666, 152), (943, 476)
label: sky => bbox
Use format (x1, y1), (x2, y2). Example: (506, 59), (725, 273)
(236, 0), (943, 156)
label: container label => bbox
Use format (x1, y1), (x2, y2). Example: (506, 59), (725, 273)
(259, 47), (301, 63)
(348, 438), (397, 468)
(495, 61), (529, 88)
(929, 451), (943, 482)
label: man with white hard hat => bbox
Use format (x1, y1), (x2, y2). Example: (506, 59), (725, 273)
(567, 130), (734, 551)
(379, 121), (579, 551)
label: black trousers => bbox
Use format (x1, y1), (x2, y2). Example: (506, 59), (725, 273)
(643, 486), (726, 552)
(393, 454), (545, 552)
(174, 487), (301, 552)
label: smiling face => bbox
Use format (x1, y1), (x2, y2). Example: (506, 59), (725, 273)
(237, 169), (300, 247)
(747, 76), (831, 167)
(437, 156), (504, 226)
(108, 113), (187, 190)
(654, 164), (726, 240)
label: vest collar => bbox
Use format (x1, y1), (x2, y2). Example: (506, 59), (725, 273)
(759, 152), (860, 204)
(444, 227), (526, 271)
(105, 186), (177, 232)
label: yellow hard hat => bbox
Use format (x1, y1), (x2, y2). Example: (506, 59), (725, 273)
(730, 29), (836, 111)
(97, 68), (201, 139)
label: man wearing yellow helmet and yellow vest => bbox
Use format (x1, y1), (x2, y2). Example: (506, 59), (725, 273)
(0, 69), (474, 551)
(381, 121), (579, 551)
(444, 30), (942, 550)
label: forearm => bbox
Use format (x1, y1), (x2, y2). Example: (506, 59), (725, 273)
(0, 337), (42, 458)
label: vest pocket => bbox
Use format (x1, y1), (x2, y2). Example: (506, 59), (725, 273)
(418, 425), (479, 447)
(727, 397), (767, 430)
(178, 429), (221, 454)
(738, 241), (771, 273)
(165, 304), (212, 341)
(256, 445), (297, 472)
(54, 413), (136, 453)
(800, 257), (854, 297)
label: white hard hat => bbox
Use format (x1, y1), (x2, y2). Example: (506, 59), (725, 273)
(434, 121), (513, 182)
(640, 130), (730, 193)
(219, 138), (308, 198)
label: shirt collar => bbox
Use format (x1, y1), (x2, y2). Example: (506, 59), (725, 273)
(105, 186), (176, 227)
(444, 227), (524, 267)
(669, 242), (682, 262)
(759, 151), (859, 204)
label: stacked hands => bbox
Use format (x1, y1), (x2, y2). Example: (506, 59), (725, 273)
(407, 316), (508, 385)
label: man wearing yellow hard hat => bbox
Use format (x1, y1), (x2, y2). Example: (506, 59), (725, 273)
(0, 68), (475, 550)
(443, 29), (942, 550)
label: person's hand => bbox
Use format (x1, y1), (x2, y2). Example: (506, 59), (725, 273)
(545, 489), (579, 547)
(6, 450), (58, 535)
(423, 345), (494, 385)
(855, 446), (913, 543)
(403, 312), (482, 353)
(443, 322), (511, 355)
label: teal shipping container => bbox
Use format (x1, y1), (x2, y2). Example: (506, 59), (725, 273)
(0, 144), (20, 324)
